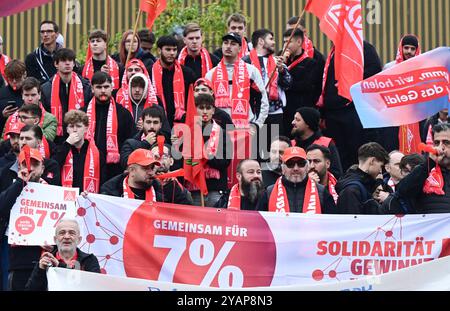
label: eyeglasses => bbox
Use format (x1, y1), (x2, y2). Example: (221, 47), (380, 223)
(285, 160), (307, 169)
(40, 30), (55, 34)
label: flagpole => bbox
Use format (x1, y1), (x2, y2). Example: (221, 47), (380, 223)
(200, 193), (205, 208)
(125, 9), (142, 66)
(265, 7), (307, 91)
(62, 0), (69, 47)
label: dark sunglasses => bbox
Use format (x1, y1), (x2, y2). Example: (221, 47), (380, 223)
(285, 160), (307, 169)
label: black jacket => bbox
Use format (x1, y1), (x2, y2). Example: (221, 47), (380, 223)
(0, 151), (16, 170)
(261, 162), (282, 188)
(293, 131), (343, 179)
(160, 178), (193, 205)
(214, 190), (265, 211)
(52, 140), (107, 190)
(82, 100), (137, 179)
(285, 51), (324, 110)
(256, 176), (337, 213)
(0, 85), (24, 133)
(100, 173), (163, 201)
(25, 44), (61, 84)
(394, 160), (450, 214)
(150, 64), (196, 128)
(322, 41), (382, 111)
(335, 168), (381, 214)
(25, 248), (100, 291)
(181, 52), (220, 81)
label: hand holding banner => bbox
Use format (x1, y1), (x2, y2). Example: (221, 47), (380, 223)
(8, 183), (78, 246)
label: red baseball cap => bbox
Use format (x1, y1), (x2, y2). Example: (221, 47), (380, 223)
(127, 149), (160, 167)
(5, 119), (25, 136)
(18, 147), (44, 164)
(194, 78), (213, 91)
(282, 147), (307, 163)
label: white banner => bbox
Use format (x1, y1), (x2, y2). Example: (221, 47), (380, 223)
(8, 183), (78, 246)
(47, 255), (450, 291)
(75, 194), (450, 288)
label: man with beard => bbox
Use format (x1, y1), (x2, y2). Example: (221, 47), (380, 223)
(150, 143), (193, 205)
(257, 146), (336, 213)
(152, 36), (196, 128)
(261, 136), (291, 187)
(0, 120), (24, 170)
(383, 150), (404, 192)
(380, 34), (423, 154)
(393, 123), (450, 214)
(120, 106), (170, 168)
(243, 29), (291, 154)
(422, 109), (450, 144)
(178, 23), (220, 81)
(306, 144), (338, 204)
(101, 148), (163, 202)
(291, 107), (342, 178)
(83, 72), (136, 180)
(0, 147), (52, 290)
(216, 159), (265, 211)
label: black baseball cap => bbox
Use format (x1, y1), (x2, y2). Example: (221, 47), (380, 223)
(222, 32), (242, 46)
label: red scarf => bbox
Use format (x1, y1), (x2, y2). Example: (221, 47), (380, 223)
(399, 122), (421, 154)
(178, 47), (213, 78)
(122, 176), (156, 202)
(239, 38), (250, 59)
(302, 35), (315, 60)
(152, 59), (186, 122)
(423, 166), (445, 196)
(82, 53), (120, 90)
(212, 59), (250, 128)
(51, 72), (85, 136)
(61, 140), (100, 193)
(0, 54), (10, 79)
(249, 50), (278, 101)
(426, 124), (433, 146)
(395, 36), (422, 154)
(227, 184), (242, 210)
(327, 172), (338, 204)
(38, 136), (50, 159)
(316, 46), (335, 108)
(86, 97), (120, 164)
(55, 251), (78, 268)
(117, 59), (158, 117)
(395, 34), (421, 64)
(268, 177), (322, 214)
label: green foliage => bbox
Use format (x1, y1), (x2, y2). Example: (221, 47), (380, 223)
(153, 0), (242, 51)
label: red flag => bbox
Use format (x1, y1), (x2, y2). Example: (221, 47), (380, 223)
(140, 0), (167, 31)
(183, 86), (208, 195)
(0, 1), (53, 18)
(306, 0), (364, 100)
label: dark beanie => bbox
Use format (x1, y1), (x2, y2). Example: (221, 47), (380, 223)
(296, 107), (320, 131)
(401, 35), (418, 48)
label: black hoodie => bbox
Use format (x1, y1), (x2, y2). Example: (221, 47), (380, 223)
(335, 168), (381, 214)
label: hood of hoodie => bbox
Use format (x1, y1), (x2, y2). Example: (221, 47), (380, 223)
(128, 72), (149, 105)
(335, 167), (377, 194)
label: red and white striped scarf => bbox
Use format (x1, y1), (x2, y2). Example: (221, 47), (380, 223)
(212, 59), (250, 128)
(51, 72), (85, 136)
(327, 172), (338, 204)
(268, 177), (322, 214)
(61, 140), (100, 193)
(86, 97), (120, 164)
(152, 59), (186, 122)
(227, 183), (242, 210)
(123, 176), (156, 202)
(38, 136), (50, 159)
(178, 47), (213, 78)
(82, 53), (120, 90)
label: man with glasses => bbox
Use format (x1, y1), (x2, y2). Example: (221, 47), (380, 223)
(257, 146), (336, 213)
(101, 148), (163, 203)
(25, 21), (61, 84)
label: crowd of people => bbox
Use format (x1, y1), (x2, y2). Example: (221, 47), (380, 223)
(0, 13), (448, 291)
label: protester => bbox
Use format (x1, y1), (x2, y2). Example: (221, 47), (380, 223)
(26, 219), (100, 290)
